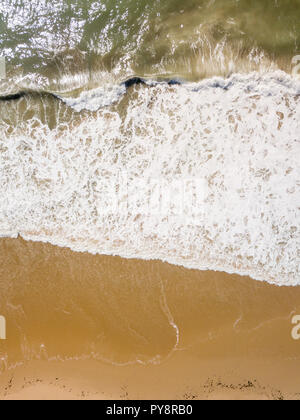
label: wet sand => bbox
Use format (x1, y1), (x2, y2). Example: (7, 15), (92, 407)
(0, 237), (300, 400)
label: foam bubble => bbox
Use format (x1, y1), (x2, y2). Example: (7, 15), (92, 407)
(58, 84), (126, 112)
(0, 71), (299, 286)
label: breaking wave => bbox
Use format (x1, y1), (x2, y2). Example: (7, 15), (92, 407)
(0, 71), (299, 286)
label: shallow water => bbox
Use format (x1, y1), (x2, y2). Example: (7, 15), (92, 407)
(0, 238), (300, 371)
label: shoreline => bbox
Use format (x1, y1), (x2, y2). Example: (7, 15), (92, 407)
(7, 231), (300, 287)
(0, 237), (300, 399)
(1, 355), (299, 400)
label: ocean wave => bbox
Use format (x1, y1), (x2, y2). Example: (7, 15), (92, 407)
(2, 71), (299, 112)
(0, 71), (299, 286)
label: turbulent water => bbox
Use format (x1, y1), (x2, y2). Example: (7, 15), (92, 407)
(1, 0), (300, 95)
(0, 0), (299, 285)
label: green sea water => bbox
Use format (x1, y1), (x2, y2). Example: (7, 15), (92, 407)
(0, 0), (300, 94)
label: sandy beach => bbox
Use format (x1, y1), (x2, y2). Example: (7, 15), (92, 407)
(1, 356), (300, 400)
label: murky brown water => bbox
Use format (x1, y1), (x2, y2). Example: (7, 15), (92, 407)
(0, 237), (299, 378)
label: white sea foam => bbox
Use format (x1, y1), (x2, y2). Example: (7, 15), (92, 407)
(0, 71), (299, 285)
(58, 84), (126, 112)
